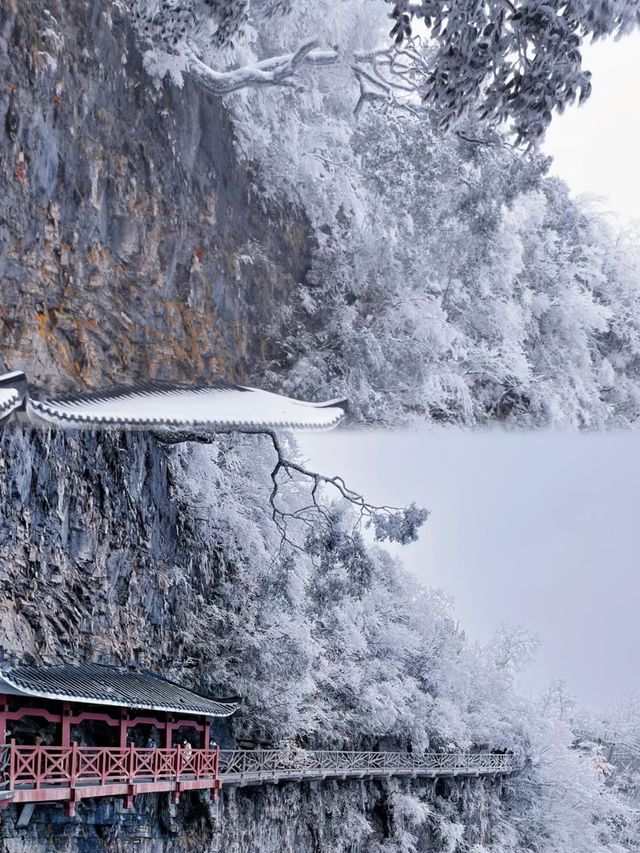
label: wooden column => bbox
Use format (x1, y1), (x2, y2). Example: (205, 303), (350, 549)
(203, 717), (211, 750)
(61, 702), (72, 748)
(164, 713), (173, 749)
(119, 707), (128, 749)
(0, 694), (7, 744)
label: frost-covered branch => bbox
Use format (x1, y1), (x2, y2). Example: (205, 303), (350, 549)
(145, 35), (428, 110)
(263, 429), (428, 550)
(182, 41), (340, 94)
(131, 0), (639, 141)
(155, 427), (428, 552)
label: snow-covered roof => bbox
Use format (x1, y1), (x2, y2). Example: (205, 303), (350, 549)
(0, 372), (347, 432)
(0, 371), (26, 423)
(0, 388), (21, 424)
(0, 663), (239, 717)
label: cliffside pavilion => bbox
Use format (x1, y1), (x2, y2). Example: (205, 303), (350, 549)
(0, 662), (238, 817)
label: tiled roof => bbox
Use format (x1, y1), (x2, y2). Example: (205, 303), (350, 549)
(0, 388), (21, 423)
(0, 663), (238, 717)
(0, 372), (26, 423)
(0, 372), (347, 431)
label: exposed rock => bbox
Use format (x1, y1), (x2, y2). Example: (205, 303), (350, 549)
(0, 427), (214, 670)
(0, 0), (308, 393)
(0, 774), (507, 852)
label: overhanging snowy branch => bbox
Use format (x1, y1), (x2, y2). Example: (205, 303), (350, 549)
(263, 430), (428, 551)
(155, 428), (428, 552)
(183, 41), (340, 94)
(143, 34), (429, 112)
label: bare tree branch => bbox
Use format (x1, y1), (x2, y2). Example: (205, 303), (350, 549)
(155, 428), (428, 553)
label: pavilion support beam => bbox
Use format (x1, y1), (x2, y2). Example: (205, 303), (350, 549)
(119, 707), (128, 749)
(64, 790), (78, 818)
(17, 803), (36, 828)
(0, 694), (7, 744)
(61, 703), (71, 748)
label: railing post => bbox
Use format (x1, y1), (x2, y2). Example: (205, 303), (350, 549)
(35, 745), (43, 790)
(9, 739), (16, 791)
(128, 743), (135, 784)
(70, 742), (78, 788)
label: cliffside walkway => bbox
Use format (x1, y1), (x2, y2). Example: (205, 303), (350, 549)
(218, 748), (514, 786)
(574, 729), (640, 763)
(1, 744), (514, 817)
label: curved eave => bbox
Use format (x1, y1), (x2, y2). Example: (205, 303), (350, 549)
(0, 674), (238, 718)
(26, 398), (347, 432)
(0, 389), (22, 424)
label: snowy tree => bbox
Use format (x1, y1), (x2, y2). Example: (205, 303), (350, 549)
(389, 0), (640, 141)
(248, 97), (640, 428)
(489, 624), (540, 673)
(541, 679), (577, 722)
(130, 0), (639, 140)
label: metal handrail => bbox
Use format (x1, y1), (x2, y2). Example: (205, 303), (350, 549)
(217, 749), (514, 777)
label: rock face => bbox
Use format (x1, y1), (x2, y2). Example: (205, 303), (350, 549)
(0, 0), (308, 393)
(0, 427), (509, 851)
(0, 428), (192, 666)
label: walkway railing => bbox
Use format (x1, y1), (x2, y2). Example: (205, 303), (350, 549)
(0, 745), (513, 811)
(574, 730), (640, 763)
(218, 749), (514, 782)
(4, 744), (219, 791)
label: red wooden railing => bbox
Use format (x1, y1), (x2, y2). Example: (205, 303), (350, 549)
(4, 743), (220, 791)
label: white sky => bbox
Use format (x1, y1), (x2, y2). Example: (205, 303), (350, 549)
(543, 33), (640, 224)
(298, 430), (640, 709)
(296, 38), (640, 710)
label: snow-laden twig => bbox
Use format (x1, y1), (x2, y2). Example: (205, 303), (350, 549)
(155, 428), (427, 553)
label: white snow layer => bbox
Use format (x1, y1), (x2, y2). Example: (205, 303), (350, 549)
(0, 388), (21, 421)
(27, 385), (347, 431)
